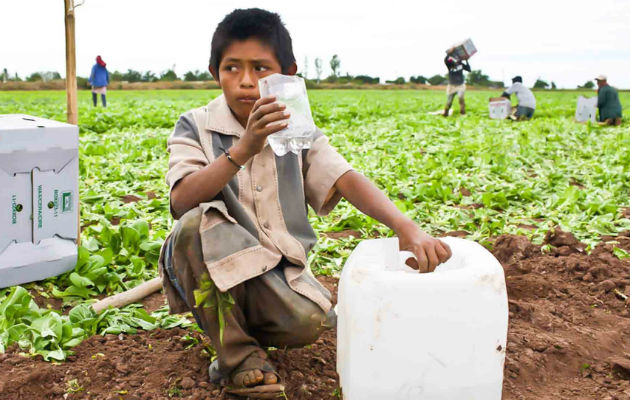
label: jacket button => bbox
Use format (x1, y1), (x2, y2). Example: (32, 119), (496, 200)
(262, 222), (270, 229)
(255, 185), (263, 192)
(262, 265), (268, 272)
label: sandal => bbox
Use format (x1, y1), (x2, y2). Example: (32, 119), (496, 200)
(210, 352), (285, 399)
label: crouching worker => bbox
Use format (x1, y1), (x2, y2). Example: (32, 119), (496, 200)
(158, 8), (452, 399)
(501, 76), (536, 120)
(595, 75), (622, 126)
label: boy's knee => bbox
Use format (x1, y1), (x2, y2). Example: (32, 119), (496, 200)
(285, 307), (334, 346)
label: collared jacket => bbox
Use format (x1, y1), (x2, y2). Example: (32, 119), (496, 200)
(158, 95), (352, 313)
(597, 84), (622, 121)
(88, 64), (109, 87)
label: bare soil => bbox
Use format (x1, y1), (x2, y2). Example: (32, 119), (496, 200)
(1, 232), (628, 400)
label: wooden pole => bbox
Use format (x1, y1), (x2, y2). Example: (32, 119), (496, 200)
(92, 277), (163, 314)
(64, 0), (78, 125)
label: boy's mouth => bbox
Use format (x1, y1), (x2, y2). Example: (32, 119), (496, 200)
(237, 96), (259, 104)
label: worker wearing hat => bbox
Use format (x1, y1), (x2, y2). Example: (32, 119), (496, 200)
(595, 75), (622, 126)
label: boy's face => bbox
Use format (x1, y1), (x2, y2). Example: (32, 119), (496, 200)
(211, 38), (294, 126)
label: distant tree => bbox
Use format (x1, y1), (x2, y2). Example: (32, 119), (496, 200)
(329, 54), (340, 78)
(386, 77), (406, 84)
(26, 72), (42, 82)
(197, 71), (212, 81)
(26, 71), (61, 82)
(160, 69), (178, 81)
(428, 74), (447, 86)
(533, 79), (549, 89)
(122, 69), (142, 82)
(466, 69), (491, 86)
(110, 70), (123, 81)
(13, 72), (22, 81)
(354, 75), (379, 84)
(579, 80), (595, 89)
(409, 75), (427, 84)
(314, 58), (323, 84)
(2, 68), (7, 83)
(142, 71), (157, 82)
(551, 81), (557, 90)
(184, 71), (198, 81)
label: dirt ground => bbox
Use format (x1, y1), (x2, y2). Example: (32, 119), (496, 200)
(1, 231), (628, 400)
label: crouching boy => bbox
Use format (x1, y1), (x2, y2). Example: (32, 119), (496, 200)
(158, 8), (451, 398)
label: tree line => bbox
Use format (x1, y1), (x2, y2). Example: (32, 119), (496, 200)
(0, 63), (601, 89)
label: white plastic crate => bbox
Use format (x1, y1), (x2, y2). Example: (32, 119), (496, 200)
(0, 114), (78, 288)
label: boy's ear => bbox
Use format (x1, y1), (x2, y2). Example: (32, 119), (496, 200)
(209, 65), (220, 85)
(287, 62), (297, 76)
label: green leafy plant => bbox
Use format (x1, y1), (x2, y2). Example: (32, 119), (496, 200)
(193, 273), (234, 344)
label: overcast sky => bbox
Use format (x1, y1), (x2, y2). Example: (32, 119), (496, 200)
(1, 0), (629, 89)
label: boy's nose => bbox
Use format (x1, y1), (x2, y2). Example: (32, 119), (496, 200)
(240, 68), (255, 88)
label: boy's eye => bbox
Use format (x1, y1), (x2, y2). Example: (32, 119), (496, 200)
(255, 66), (270, 72)
(224, 65), (238, 72)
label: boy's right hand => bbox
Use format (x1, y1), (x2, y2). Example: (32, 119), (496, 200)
(233, 96), (290, 160)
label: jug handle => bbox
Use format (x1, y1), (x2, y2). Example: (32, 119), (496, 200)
(399, 251), (417, 267)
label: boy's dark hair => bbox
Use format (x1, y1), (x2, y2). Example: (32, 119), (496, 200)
(210, 8), (295, 76)
(512, 76), (523, 83)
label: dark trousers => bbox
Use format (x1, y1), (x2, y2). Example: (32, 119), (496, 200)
(92, 92), (106, 107)
(166, 208), (333, 375)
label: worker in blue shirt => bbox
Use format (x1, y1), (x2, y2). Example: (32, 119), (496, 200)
(88, 56), (109, 107)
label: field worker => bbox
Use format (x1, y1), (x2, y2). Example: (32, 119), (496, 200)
(595, 75), (622, 125)
(158, 8), (451, 398)
(501, 76), (536, 120)
(442, 52), (471, 116)
(88, 55), (109, 107)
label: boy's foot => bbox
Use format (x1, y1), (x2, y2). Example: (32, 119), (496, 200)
(224, 352), (285, 399)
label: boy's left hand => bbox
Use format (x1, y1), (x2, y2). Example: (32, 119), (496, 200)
(396, 221), (451, 273)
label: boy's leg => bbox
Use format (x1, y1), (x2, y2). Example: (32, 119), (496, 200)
(244, 259), (334, 348)
(458, 91), (466, 115)
(101, 94), (107, 107)
(92, 92), (97, 106)
(168, 208), (263, 376)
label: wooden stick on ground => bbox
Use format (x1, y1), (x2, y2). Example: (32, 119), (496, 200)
(92, 277), (162, 314)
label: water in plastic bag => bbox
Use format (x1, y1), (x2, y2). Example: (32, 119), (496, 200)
(258, 74), (316, 156)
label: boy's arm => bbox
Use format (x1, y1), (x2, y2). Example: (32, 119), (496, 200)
(171, 97), (288, 218)
(335, 170), (451, 272)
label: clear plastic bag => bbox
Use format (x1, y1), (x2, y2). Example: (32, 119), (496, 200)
(258, 74), (316, 156)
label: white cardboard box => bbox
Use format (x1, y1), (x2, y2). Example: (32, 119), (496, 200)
(488, 99), (512, 120)
(575, 96), (597, 123)
(448, 38), (477, 60)
(0, 114), (78, 288)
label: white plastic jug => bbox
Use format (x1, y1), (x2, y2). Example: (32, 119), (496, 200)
(337, 237), (508, 400)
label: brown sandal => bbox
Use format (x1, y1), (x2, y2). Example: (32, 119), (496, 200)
(226, 352), (285, 399)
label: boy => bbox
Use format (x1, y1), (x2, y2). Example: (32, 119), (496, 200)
(159, 8), (451, 398)
(442, 52), (471, 116)
(501, 76), (536, 120)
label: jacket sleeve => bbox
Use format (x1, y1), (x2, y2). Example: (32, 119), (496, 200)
(88, 65), (94, 84)
(105, 69), (109, 85)
(463, 61), (471, 72)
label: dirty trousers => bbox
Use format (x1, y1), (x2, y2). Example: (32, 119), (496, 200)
(164, 209), (333, 375)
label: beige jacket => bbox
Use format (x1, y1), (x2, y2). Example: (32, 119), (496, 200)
(159, 95), (352, 312)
